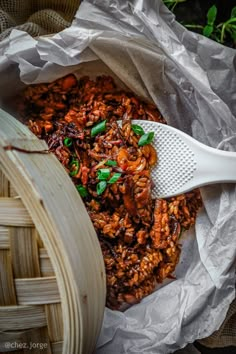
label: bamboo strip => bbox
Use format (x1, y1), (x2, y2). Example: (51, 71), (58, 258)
(39, 248), (54, 276)
(14, 277), (60, 305)
(10, 227), (40, 278)
(0, 249), (17, 305)
(0, 226), (9, 249)
(40, 248), (49, 258)
(9, 182), (19, 197)
(40, 258), (54, 276)
(0, 170), (9, 196)
(51, 341), (63, 354)
(0, 198), (33, 227)
(45, 304), (63, 342)
(36, 230), (44, 248)
(1, 137), (48, 151)
(0, 305), (47, 330)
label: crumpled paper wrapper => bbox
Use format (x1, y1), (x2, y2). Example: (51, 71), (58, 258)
(0, 1), (236, 353)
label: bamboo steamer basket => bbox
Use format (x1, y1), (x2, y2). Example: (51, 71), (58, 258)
(0, 109), (106, 354)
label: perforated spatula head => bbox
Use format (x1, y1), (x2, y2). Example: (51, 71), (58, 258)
(130, 120), (236, 198)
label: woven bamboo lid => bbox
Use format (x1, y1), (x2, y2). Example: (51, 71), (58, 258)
(0, 109), (106, 354)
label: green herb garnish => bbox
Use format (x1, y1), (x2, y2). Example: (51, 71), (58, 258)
(76, 185), (88, 197)
(138, 132), (154, 146)
(96, 181), (107, 195)
(64, 137), (73, 147)
(131, 124), (145, 136)
(91, 120), (107, 137)
(98, 168), (110, 181)
(69, 159), (80, 177)
(108, 173), (122, 184)
(105, 160), (117, 167)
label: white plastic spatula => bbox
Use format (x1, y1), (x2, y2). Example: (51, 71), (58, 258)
(130, 120), (236, 198)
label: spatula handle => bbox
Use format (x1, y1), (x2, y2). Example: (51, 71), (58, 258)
(193, 143), (236, 186)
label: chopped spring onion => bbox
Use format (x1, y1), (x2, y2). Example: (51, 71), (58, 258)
(96, 181), (107, 195)
(105, 160), (117, 167)
(76, 184), (88, 197)
(108, 172), (122, 184)
(64, 137), (73, 147)
(91, 120), (107, 137)
(131, 124), (145, 136)
(97, 168), (110, 181)
(138, 132), (154, 146)
(69, 159), (80, 177)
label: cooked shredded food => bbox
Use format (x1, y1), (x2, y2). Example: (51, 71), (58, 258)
(17, 74), (202, 309)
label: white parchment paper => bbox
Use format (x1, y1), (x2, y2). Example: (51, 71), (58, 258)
(0, 1), (236, 353)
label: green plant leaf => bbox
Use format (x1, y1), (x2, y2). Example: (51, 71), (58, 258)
(231, 30), (236, 40)
(211, 33), (221, 43)
(163, 0), (188, 12)
(207, 5), (217, 26)
(203, 24), (214, 37)
(163, 0), (175, 9)
(231, 6), (236, 19)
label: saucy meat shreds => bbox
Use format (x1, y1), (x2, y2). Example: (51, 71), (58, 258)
(17, 74), (202, 310)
